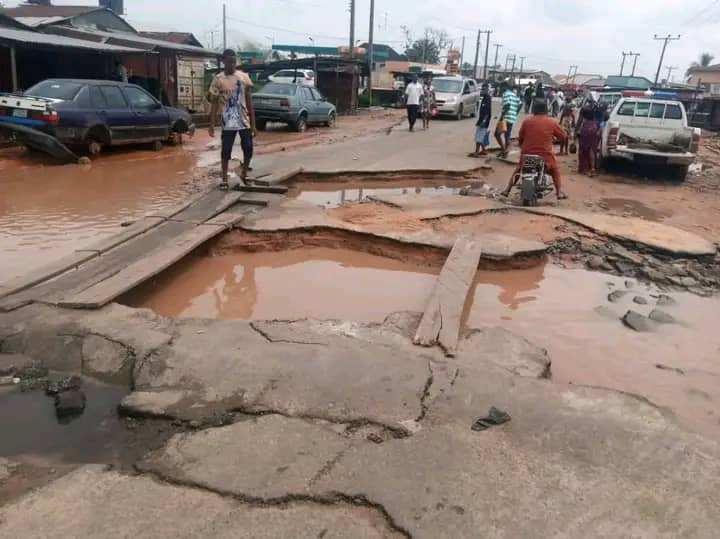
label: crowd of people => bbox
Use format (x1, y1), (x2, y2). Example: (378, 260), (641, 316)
(403, 76), (613, 202)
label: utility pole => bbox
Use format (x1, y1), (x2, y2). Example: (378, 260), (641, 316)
(504, 53), (511, 74)
(460, 36), (466, 74)
(620, 51), (630, 76)
(630, 53), (641, 76)
(653, 34), (681, 85)
(492, 43), (503, 82)
(349, 0), (355, 57)
(368, 0), (375, 106)
(519, 56), (526, 74)
(222, 3), (227, 51)
(510, 55), (517, 74)
(473, 30), (482, 80)
(665, 65), (677, 84)
(567, 65), (578, 85)
(482, 30), (491, 80)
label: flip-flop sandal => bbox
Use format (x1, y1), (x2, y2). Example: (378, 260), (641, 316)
(557, 193), (569, 200)
(218, 182), (229, 191)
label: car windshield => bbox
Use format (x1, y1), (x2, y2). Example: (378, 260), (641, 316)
(433, 79), (463, 93)
(259, 83), (297, 96)
(25, 80), (83, 100)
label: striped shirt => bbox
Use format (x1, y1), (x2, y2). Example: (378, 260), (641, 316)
(502, 90), (521, 124)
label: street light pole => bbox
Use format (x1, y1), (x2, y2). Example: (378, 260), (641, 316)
(368, 0), (375, 106)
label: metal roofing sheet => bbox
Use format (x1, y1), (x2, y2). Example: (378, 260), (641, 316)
(70, 26), (216, 55)
(0, 26), (149, 53)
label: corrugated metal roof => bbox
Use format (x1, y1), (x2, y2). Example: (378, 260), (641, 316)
(0, 26), (149, 53)
(1, 5), (99, 18)
(66, 26), (216, 55)
(15, 16), (68, 27)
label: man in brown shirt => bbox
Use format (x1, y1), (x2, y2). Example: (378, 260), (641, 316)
(501, 99), (568, 200)
(208, 49), (256, 188)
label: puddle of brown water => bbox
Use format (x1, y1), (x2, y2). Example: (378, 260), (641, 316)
(465, 265), (720, 438)
(288, 180), (476, 208)
(597, 197), (673, 221)
(0, 147), (200, 281)
(0, 378), (129, 465)
(124, 247), (439, 321)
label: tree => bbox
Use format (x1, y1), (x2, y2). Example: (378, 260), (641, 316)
(401, 27), (450, 65)
(686, 52), (715, 78)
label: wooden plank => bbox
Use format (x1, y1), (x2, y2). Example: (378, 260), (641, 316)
(145, 189), (210, 219)
(205, 206), (254, 227)
(75, 217), (166, 254)
(253, 167), (303, 186)
(413, 237), (483, 357)
(235, 184), (288, 194)
(169, 191), (244, 224)
(58, 224), (227, 309)
(0, 250), (100, 301)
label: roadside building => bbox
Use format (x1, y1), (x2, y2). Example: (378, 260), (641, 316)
(0, 3), (215, 111)
(687, 64), (720, 88)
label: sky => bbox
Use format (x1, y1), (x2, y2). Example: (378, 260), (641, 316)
(4, 0), (720, 81)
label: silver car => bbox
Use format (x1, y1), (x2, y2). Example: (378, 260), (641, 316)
(433, 77), (480, 120)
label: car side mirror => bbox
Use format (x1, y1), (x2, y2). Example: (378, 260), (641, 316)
(153, 102), (163, 110)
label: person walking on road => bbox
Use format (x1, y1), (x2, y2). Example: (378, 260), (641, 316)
(405, 76), (423, 132)
(473, 83), (492, 156)
(524, 84), (534, 114)
(420, 77), (436, 130)
(576, 104), (601, 176)
(558, 99), (576, 155)
(208, 49), (257, 189)
(501, 82), (521, 151)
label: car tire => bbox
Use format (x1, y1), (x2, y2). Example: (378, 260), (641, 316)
(294, 114), (308, 133)
(455, 105), (464, 121)
(256, 120), (267, 131)
(150, 140), (163, 152)
(87, 140), (102, 156)
(325, 113), (336, 128)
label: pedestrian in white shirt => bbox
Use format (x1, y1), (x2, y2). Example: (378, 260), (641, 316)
(405, 76), (423, 132)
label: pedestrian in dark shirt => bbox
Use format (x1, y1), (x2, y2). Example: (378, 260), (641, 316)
(473, 83), (492, 156)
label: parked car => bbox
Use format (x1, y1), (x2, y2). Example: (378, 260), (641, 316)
(600, 96), (701, 181)
(0, 79), (194, 155)
(268, 69), (316, 87)
(432, 76), (480, 120)
(252, 82), (336, 132)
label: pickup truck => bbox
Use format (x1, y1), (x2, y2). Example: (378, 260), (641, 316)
(600, 97), (700, 181)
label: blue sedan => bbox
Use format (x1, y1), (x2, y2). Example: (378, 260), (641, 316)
(0, 79), (194, 156)
(252, 82), (336, 132)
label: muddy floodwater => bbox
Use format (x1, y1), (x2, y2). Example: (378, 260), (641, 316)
(124, 247), (439, 321)
(288, 180), (473, 208)
(0, 147), (200, 281)
(465, 265), (720, 438)
(128, 245), (719, 438)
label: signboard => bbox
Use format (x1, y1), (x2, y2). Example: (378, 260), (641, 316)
(710, 83), (720, 96)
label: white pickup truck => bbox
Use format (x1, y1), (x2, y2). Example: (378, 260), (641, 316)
(600, 97), (701, 181)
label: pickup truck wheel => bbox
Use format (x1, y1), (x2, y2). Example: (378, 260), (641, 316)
(150, 140), (163, 152)
(294, 114), (308, 133)
(455, 105), (464, 121)
(670, 164), (689, 182)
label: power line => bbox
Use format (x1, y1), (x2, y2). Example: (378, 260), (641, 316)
(682, 0), (720, 25)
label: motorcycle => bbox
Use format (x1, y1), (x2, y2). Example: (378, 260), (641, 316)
(513, 155), (554, 206)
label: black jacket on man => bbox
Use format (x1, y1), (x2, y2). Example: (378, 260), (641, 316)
(476, 94), (492, 128)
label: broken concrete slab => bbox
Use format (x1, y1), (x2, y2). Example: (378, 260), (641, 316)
(623, 310), (656, 332)
(0, 466), (397, 539)
(0, 457), (17, 482)
(241, 198), (547, 261)
(457, 327), (551, 378)
(521, 207), (717, 256)
(649, 309), (676, 324)
(140, 416), (351, 498)
(369, 193), (505, 220)
(119, 390), (193, 419)
(0, 353), (34, 376)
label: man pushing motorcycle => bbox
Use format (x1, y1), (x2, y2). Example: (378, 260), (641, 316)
(500, 99), (569, 201)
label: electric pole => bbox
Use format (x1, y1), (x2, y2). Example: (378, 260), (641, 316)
(222, 3), (227, 50)
(349, 0), (355, 57)
(620, 51), (630, 76)
(653, 34), (680, 85)
(492, 43), (503, 82)
(519, 56), (526, 74)
(482, 31), (491, 80)
(567, 65), (578, 85)
(473, 30), (482, 80)
(368, 0), (375, 106)
(510, 55), (517, 79)
(630, 53), (641, 76)
(460, 36), (466, 74)
(665, 65), (677, 84)
(504, 53), (511, 74)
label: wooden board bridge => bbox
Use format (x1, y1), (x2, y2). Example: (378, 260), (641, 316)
(0, 187), (283, 312)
